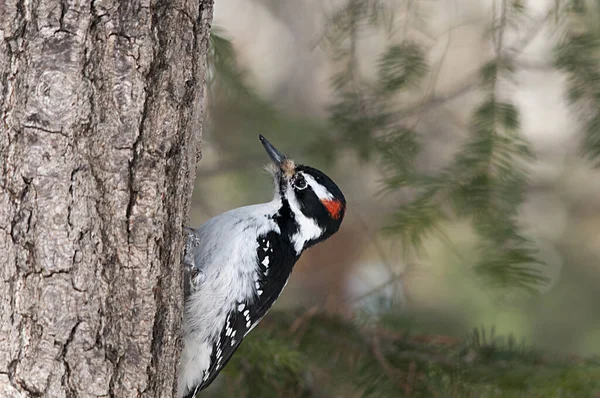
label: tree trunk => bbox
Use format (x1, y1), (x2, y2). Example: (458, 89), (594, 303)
(0, 0), (213, 396)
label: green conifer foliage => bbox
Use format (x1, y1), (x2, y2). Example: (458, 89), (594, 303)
(325, 0), (547, 292)
(555, 0), (600, 166)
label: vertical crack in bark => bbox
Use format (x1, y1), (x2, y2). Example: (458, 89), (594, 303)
(67, 167), (79, 230)
(2, 0), (27, 122)
(60, 320), (81, 398)
(107, 353), (124, 398)
(125, 133), (142, 239)
(1, 0), (27, 135)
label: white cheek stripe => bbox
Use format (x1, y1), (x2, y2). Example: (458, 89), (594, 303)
(286, 184), (323, 254)
(302, 173), (333, 200)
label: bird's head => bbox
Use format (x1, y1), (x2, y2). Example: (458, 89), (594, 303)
(259, 135), (346, 253)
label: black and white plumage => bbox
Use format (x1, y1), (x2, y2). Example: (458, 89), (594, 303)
(178, 135), (346, 398)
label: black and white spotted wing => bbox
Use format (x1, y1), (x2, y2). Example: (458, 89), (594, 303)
(185, 231), (298, 396)
(252, 230), (298, 319)
(195, 304), (253, 393)
(182, 304), (251, 398)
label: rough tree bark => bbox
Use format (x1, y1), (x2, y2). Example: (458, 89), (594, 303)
(0, 0), (213, 396)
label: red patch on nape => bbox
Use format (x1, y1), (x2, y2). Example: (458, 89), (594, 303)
(321, 199), (344, 220)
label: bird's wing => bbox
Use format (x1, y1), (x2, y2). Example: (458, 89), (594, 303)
(250, 230), (298, 323)
(183, 230), (299, 396)
(188, 303), (252, 395)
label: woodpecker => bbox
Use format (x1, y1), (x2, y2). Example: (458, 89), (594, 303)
(178, 135), (346, 398)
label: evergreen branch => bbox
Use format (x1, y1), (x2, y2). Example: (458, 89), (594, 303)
(377, 0), (545, 292)
(207, 311), (600, 398)
(383, 194), (447, 252)
(208, 29), (256, 100)
(377, 42), (428, 94)
(555, 7), (600, 166)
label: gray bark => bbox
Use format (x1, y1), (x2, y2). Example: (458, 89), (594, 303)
(0, 0), (213, 397)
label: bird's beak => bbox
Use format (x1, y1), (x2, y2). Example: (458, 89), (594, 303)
(259, 135), (286, 166)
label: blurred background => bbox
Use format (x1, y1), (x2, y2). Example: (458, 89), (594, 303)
(192, 0), (600, 396)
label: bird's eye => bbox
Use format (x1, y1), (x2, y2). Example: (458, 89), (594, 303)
(294, 175), (307, 190)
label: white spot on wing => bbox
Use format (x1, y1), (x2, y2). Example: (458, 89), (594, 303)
(262, 256), (270, 267)
(244, 314), (266, 337)
(238, 303), (245, 311)
(225, 314), (233, 336)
